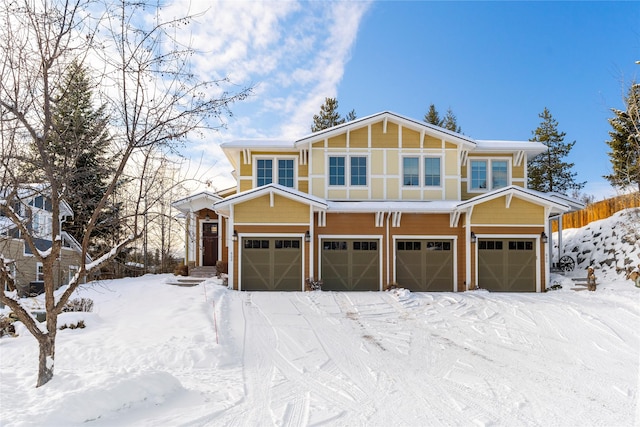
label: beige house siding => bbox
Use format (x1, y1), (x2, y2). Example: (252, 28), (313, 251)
(234, 194), (310, 224)
(350, 126), (368, 148)
(0, 238), (82, 292)
(471, 197), (545, 225)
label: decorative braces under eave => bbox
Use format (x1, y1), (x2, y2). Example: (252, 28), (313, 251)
(460, 149), (469, 166)
(318, 210), (326, 227)
(450, 210), (461, 228)
(375, 212), (383, 227)
(391, 211), (402, 227)
(514, 150), (525, 167)
(299, 149), (309, 165)
(243, 149), (251, 165)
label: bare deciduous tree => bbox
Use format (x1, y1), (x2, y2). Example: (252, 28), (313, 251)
(0, 0), (250, 387)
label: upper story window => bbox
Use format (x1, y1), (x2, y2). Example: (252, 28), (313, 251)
(469, 159), (510, 191)
(29, 195), (52, 212)
(492, 160), (508, 188)
(424, 157), (441, 187)
(255, 157), (296, 188)
(403, 157), (419, 186)
(36, 262), (44, 281)
(329, 155), (368, 187)
(278, 159), (294, 187)
(403, 156), (442, 187)
(257, 159), (273, 186)
(329, 156), (345, 186)
(350, 156), (367, 186)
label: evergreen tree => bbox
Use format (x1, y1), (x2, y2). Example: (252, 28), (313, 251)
(424, 104), (461, 133)
(527, 107), (585, 194)
(48, 61), (121, 254)
(311, 97), (356, 132)
(441, 108), (461, 133)
(424, 104), (441, 127)
(604, 82), (640, 192)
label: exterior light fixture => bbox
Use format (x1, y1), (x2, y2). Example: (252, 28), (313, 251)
(541, 231), (548, 243)
(305, 230), (311, 242)
(232, 230), (238, 241)
(470, 231), (477, 243)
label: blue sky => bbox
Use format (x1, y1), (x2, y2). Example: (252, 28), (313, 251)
(169, 1), (639, 199)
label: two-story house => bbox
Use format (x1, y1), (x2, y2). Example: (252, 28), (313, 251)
(1, 185), (87, 295)
(173, 111), (578, 292)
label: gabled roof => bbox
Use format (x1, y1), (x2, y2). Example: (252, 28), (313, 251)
(172, 190), (224, 213)
(295, 111), (478, 148)
(0, 184), (73, 217)
(455, 185), (571, 214)
(214, 183), (328, 216)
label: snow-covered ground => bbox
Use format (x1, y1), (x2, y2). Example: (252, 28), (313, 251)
(1, 210), (639, 426)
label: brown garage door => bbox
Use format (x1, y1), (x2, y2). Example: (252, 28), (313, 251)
(478, 239), (536, 292)
(241, 238), (302, 291)
(396, 239), (454, 291)
(321, 239), (379, 291)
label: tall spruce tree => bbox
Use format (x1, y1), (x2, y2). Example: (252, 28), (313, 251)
(424, 104), (461, 133)
(48, 62), (120, 254)
(527, 107), (585, 194)
(604, 82), (640, 192)
(424, 104), (441, 127)
(311, 97), (356, 132)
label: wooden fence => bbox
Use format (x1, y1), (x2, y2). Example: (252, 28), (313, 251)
(553, 192), (640, 231)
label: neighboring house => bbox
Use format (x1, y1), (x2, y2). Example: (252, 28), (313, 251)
(173, 111), (582, 292)
(0, 186), (88, 295)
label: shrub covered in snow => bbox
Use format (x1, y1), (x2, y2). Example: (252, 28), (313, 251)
(0, 313), (16, 337)
(62, 298), (94, 313)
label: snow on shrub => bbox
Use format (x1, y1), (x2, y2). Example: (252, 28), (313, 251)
(62, 298), (94, 313)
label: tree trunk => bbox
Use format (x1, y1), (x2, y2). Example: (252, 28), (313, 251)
(36, 333), (55, 387)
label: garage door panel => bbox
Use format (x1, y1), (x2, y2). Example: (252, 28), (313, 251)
(241, 238), (302, 291)
(321, 239), (379, 291)
(478, 239), (535, 292)
(396, 240), (454, 292)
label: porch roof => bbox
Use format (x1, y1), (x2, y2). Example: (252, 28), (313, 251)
(213, 184), (328, 217)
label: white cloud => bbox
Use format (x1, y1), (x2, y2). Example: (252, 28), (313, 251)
(149, 0), (372, 192)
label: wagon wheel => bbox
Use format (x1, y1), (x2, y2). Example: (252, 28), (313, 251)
(559, 255), (575, 272)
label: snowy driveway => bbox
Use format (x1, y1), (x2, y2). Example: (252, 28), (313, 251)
(191, 285), (639, 426)
(1, 276), (638, 426)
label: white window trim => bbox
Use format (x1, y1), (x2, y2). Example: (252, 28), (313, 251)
(36, 262), (44, 281)
(326, 154), (370, 188)
(253, 156), (298, 189)
(467, 157), (512, 193)
(401, 155), (443, 188)
(68, 265), (79, 285)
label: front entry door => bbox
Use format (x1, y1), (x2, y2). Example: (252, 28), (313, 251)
(202, 222), (218, 266)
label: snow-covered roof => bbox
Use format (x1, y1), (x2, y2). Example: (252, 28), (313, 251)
(0, 184), (73, 218)
(172, 190), (225, 213)
(475, 140), (547, 157)
(214, 183), (328, 216)
(456, 185), (571, 214)
(219, 139), (296, 149)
